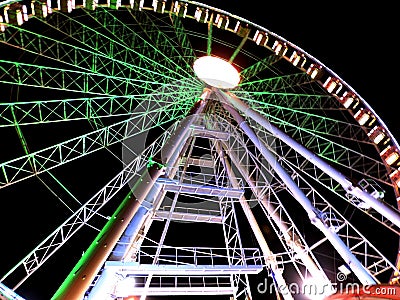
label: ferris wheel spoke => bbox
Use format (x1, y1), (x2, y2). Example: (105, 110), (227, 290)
(0, 23), (195, 87)
(44, 9), (197, 83)
(0, 58), (192, 97)
(8, 102), (83, 211)
(89, 7), (195, 74)
(236, 91), (368, 142)
(236, 91), (331, 113)
(0, 95), (196, 188)
(239, 73), (316, 94)
(0, 91), (195, 127)
(169, 13), (197, 65)
(239, 55), (282, 82)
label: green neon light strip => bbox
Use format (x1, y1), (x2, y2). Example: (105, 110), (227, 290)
(51, 190), (133, 300)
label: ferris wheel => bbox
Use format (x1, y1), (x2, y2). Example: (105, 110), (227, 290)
(1, 1), (400, 300)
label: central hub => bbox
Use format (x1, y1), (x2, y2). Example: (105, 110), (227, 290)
(193, 56), (240, 89)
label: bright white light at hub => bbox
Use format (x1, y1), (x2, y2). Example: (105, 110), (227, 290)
(193, 56), (240, 89)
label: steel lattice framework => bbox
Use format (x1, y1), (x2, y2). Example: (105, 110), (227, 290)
(0, 1), (400, 300)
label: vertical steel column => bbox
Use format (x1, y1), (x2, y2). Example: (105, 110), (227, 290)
(214, 88), (376, 285)
(215, 142), (294, 300)
(221, 141), (334, 294)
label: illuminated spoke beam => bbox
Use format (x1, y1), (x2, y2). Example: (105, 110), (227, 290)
(0, 93), (199, 188)
(239, 54), (281, 82)
(235, 90), (371, 146)
(96, 7), (193, 74)
(234, 90), (330, 109)
(0, 59), (183, 96)
(169, 14), (197, 65)
(44, 11), (195, 82)
(0, 122), (178, 288)
(0, 24), (195, 86)
(238, 72), (314, 93)
(234, 91), (345, 137)
(229, 29), (249, 63)
(0, 91), (191, 127)
(234, 90), (329, 107)
(206, 20), (212, 55)
(238, 92), (367, 141)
